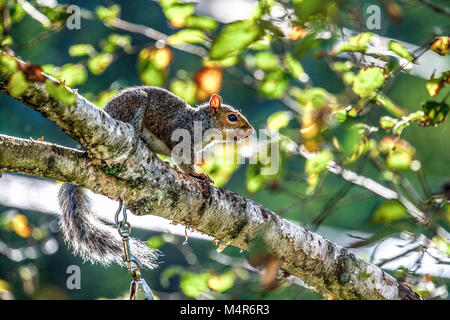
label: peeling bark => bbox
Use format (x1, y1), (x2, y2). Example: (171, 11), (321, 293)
(0, 54), (422, 300)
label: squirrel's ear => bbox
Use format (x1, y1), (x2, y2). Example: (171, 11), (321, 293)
(209, 94), (222, 110)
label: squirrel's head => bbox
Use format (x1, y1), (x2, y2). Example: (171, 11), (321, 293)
(206, 94), (254, 141)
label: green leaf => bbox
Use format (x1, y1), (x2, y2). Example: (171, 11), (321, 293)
(170, 80), (196, 105)
(371, 200), (408, 224)
(147, 235), (165, 249)
(185, 15), (218, 31)
(87, 53), (113, 75)
(258, 70), (290, 99)
(334, 122), (361, 156)
(386, 149), (413, 170)
(208, 272), (235, 293)
(372, 92), (405, 117)
(267, 111), (291, 130)
(45, 81), (76, 106)
(102, 34), (132, 53)
(379, 116), (398, 130)
(59, 64), (87, 87)
(331, 32), (374, 55)
(180, 272), (210, 298)
(69, 44), (96, 57)
(7, 71), (28, 97)
(305, 150), (333, 175)
(167, 29), (206, 45)
(425, 71), (449, 97)
(292, 0), (335, 23)
(419, 101), (449, 126)
(0, 52), (18, 73)
(255, 51), (279, 70)
(352, 67), (385, 98)
(95, 90), (118, 109)
(332, 61), (354, 72)
(96, 5), (120, 21)
(139, 65), (165, 87)
(293, 87), (331, 109)
(209, 20), (261, 60)
(284, 53), (304, 79)
(163, 3), (195, 26)
(388, 40), (414, 62)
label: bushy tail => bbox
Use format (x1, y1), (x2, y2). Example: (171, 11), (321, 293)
(57, 183), (158, 269)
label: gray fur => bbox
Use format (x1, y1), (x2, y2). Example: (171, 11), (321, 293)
(58, 183), (158, 269)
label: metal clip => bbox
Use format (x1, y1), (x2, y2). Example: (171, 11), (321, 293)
(115, 200), (155, 300)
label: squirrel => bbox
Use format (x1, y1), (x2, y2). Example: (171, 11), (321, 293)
(58, 86), (254, 269)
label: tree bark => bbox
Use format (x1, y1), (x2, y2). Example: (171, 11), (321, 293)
(0, 52), (422, 300)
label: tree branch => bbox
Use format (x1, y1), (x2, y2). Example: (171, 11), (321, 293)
(0, 53), (421, 300)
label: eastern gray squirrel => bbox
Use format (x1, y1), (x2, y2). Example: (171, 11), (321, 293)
(58, 86), (254, 268)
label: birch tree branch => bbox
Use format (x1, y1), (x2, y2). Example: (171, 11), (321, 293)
(0, 53), (421, 300)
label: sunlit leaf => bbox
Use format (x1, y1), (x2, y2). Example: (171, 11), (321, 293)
(208, 272), (235, 293)
(185, 15), (218, 31)
(352, 67), (385, 98)
(305, 150), (333, 175)
(426, 71), (449, 97)
(379, 116), (398, 130)
(147, 235), (165, 249)
(343, 71), (355, 84)
(371, 200), (408, 224)
(331, 32), (374, 55)
(386, 149), (413, 170)
(332, 61), (354, 72)
(292, 0), (335, 24)
(95, 90), (118, 109)
(388, 40), (414, 61)
(288, 25), (309, 41)
(140, 47), (173, 70)
(7, 71), (28, 97)
(45, 80), (76, 106)
(170, 80), (197, 105)
(180, 272), (210, 298)
(372, 92), (405, 117)
(419, 101), (449, 127)
(96, 5), (120, 22)
(429, 36), (449, 56)
(293, 87), (332, 109)
(69, 44), (96, 57)
(258, 70), (289, 99)
(168, 29), (206, 45)
(11, 214), (31, 238)
(284, 53), (304, 79)
(195, 67), (222, 101)
(209, 20), (261, 60)
(0, 52), (18, 73)
(267, 111), (291, 130)
(203, 56), (239, 68)
(139, 65), (165, 87)
(102, 34), (132, 53)
(59, 64), (87, 87)
(87, 53), (113, 75)
(255, 51), (279, 70)
(162, 3), (195, 28)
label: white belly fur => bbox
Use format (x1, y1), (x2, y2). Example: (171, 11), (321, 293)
(142, 127), (172, 156)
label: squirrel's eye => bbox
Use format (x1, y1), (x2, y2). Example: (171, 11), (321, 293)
(228, 114), (238, 122)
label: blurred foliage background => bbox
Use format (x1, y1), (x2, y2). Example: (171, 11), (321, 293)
(0, 0), (449, 300)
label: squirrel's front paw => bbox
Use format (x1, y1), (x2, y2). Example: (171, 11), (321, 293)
(192, 173), (214, 184)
